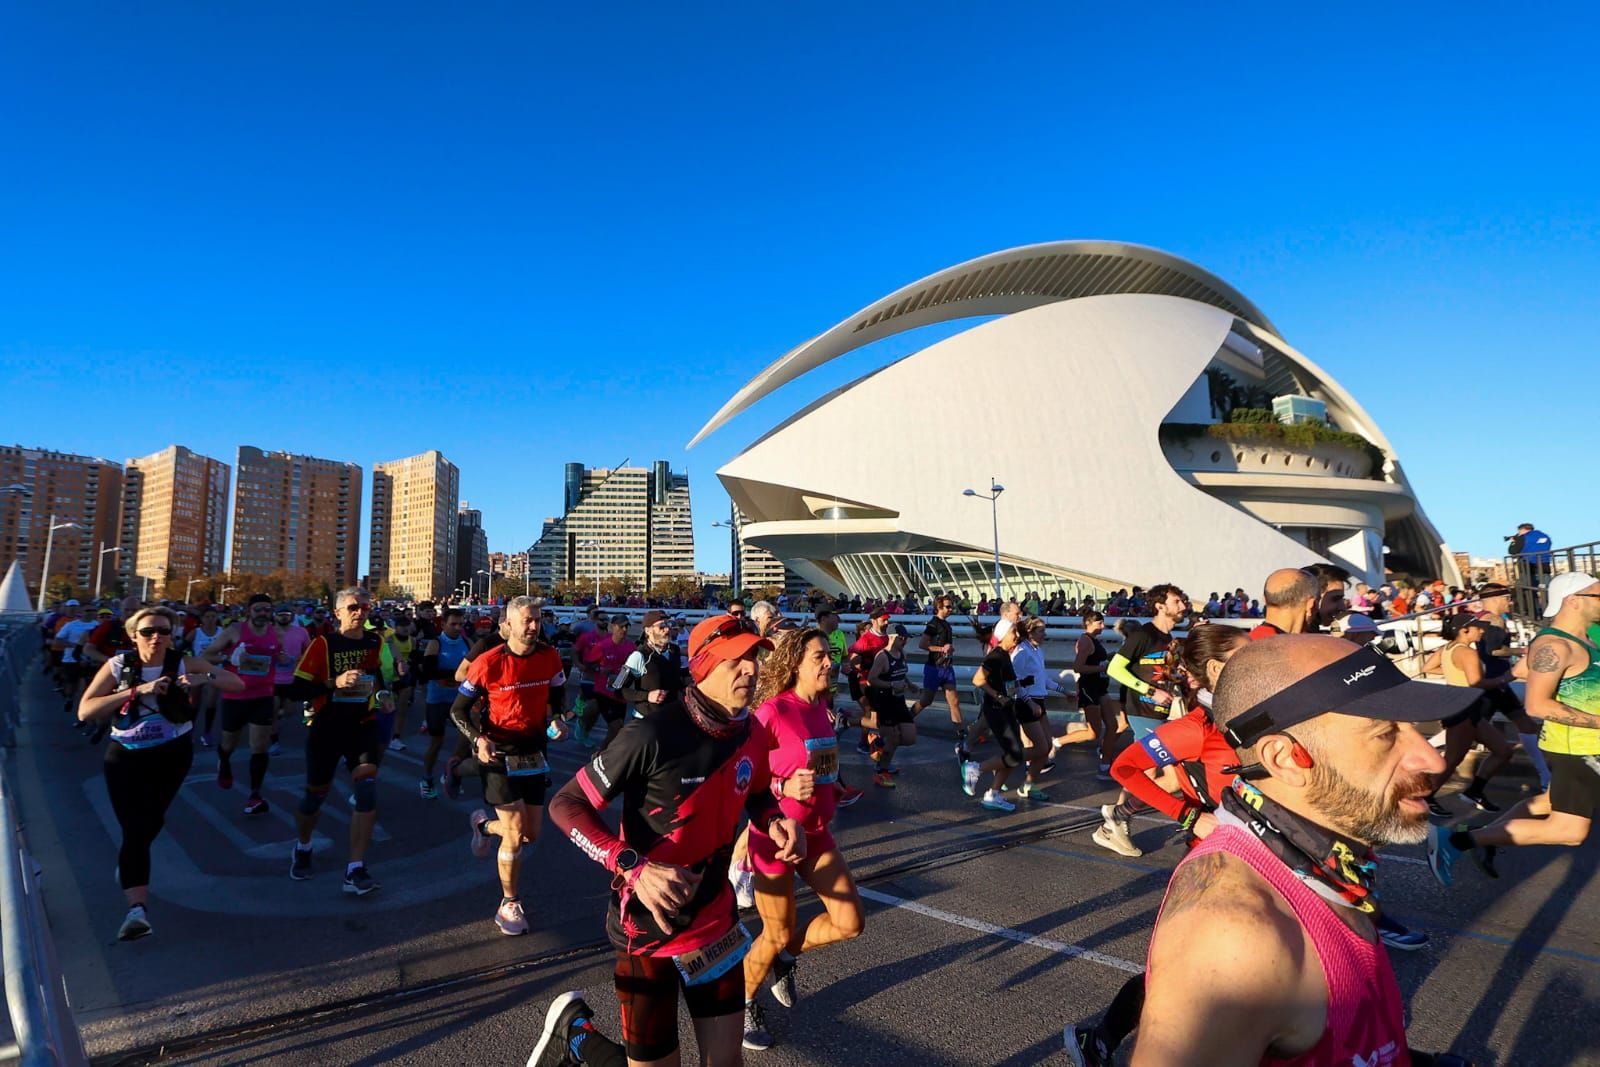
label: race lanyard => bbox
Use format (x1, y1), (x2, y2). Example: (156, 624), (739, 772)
(1219, 779), (1380, 914)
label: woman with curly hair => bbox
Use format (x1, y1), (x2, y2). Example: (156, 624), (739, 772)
(739, 627), (866, 1051)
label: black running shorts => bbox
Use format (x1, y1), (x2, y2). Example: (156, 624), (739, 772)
(982, 703), (1027, 767)
(613, 949), (742, 1062)
(305, 712), (381, 788)
(482, 764), (549, 808)
(220, 696), (276, 732)
(1546, 751), (1600, 820)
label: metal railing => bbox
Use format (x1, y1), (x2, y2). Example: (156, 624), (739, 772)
(0, 617), (88, 1067)
(1504, 540), (1600, 625)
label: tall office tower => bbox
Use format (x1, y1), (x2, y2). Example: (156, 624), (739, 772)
(231, 447), (363, 588)
(121, 445), (231, 592)
(0, 445), (124, 600)
(456, 502), (490, 594)
(730, 504), (788, 595)
(527, 460), (694, 592)
(369, 451), (459, 600)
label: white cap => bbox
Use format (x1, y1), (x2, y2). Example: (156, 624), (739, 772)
(1544, 572), (1600, 617)
(993, 617), (1015, 642)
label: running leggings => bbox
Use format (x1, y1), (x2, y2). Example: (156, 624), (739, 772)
(104, 736), (194, 890)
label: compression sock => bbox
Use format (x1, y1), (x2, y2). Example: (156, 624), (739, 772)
(1101, 971), (1147, 1049)
(1518, 734), (1552, 788)
(1462, 774), (1490, 799)
(570, 1026), (626, 1067)
(249, 752), (269, 792)
(1113, 800), (1140, 823)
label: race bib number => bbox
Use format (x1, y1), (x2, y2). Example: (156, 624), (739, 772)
(335, 673), (376, 702)
(672, 922), (752, 987)
(505, 752), (549, 778)
(236, 652), (273, 677)
(804, 736), (840, 785)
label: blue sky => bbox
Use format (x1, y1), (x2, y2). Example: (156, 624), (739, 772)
(4, 4), (1597, 578)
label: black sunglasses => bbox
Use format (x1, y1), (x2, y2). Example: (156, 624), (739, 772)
(137, 627), (173, 637)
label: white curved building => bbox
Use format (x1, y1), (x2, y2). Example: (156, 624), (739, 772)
(690, 241), (1459, 601)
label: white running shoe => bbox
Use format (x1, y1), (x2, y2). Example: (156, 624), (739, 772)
(980, 789), (1016, 813)
(388, 737), (406, 752)
(730, 863), (755, 909)
(495, 899), (529, 935)
(1092, 821), (1142, 857)
(961, 760), (981, 797)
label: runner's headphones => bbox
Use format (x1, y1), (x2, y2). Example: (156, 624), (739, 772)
(1285, 733), (1315, 769)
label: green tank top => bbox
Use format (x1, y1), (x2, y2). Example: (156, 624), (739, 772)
(1536, 627), (1600, 755)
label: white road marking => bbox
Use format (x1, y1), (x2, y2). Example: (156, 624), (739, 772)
(857, 886), (1144, 974)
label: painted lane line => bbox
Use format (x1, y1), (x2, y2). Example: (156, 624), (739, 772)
(858, 886), (1144, 974)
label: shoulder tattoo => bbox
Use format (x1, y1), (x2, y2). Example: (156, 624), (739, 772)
(1162, 851), (1230, 918)
(1529, 643), (1564, 674)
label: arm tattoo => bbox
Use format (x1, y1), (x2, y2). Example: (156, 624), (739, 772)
(1529, 644), (1563, 674)
(1541, 704), (1600, 729)
(1161, 852), (1229, 918)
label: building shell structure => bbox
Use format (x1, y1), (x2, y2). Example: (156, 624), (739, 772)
(691, 241), (1458, 601)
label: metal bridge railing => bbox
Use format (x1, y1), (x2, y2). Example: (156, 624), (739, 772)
(0, 618), (88, 1067)
(1503, 540), (1600, 625)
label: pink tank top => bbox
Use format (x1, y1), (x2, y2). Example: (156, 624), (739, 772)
(224, 623), (281, 702)
(1155, 826), (1411, 1067)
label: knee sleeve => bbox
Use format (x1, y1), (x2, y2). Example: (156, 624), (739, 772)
(496, 847), (521, 863)
(353, 777), (378, 812)
(299, 790), (327, 816)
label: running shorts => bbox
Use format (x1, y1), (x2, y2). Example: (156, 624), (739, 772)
(1013, 697), (1044, 725)
(867, 689), (911, 727)
(482, 762), (550, 808)
(748, 824), (836, 878)
(305, 713), (382, 788)
(981, 703), (1027, 767)
(1546, 752), (1600, 820)
(1442, 695), (1492, 729)
(1078, 677), (1110, 705)
(220, 695), (276, 732)
(921, 663), (957, 691)
(614, 948), (743, 1062)
(1485, 685), (1524, 718)
(424, 701), (452, 738)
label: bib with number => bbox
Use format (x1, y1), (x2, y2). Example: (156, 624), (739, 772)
(505, 751), (549, 777)
(672, 922), (752, 986)
(236, 652), (273, 677)
(335, 673), (376, 702)
(804, 736), (840, 785)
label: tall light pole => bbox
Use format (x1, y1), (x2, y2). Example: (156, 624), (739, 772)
(578, 540), (604, 605)
(95, 544), (122, 600)
(712, 518), (737, 596)
(221, 585), (238, 606)
(477, 569), (491, 605)
(962, 479), (1005, 604)
(185, 576), (208, 603)
(37, 514), (81, 612)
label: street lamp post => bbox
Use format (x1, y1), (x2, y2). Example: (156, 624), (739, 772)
(185, 576), (208, 603)
(712, 519), (737, 596)
(95, 543), (122, 600)
(962, 479), (1006, 604)
(477, 569), (491, 605)
(36, 514), (81, 612)
(221, 585), (238, 605)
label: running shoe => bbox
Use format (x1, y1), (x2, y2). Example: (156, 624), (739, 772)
(835, 784), (864, 807)
(1465, 792), (1502, 814)
(1017, 782), (1049, 801)
(1472, 845), (1501, 880)
(742, 998), (773, 1051)
(1035, 760), (1057, 778)
(980, 789), (1016, 813)
(1092, 820), (1142, 858)
(419, 778), (438, 800)
(573, 719), (596, 749)
(529, 990), (595, 1067)
(1426, 823), (1461, 887)
(1425, 797), (1452, 819)
(855, 737), (873, 756)
(117, 905), (152, 942)
(495, 898), (529, 936)
(770, 954), (798, 1007)
(873, 771), (896, 789)
(1376, 918), (1429, 952)
(954, 741), (970, 765)
(443, 756), (463, 800)
(268, 741), (281, 757)
(243, 795), (269, 816)
(1096, 762), (1112, 780)
(470, 809), (493, 859)
(289, 846), (313, 881)
(342, 865), (380, 896)
(387, 737), (407, 753)
(216, 762), (233, 790)
(1065, 1023), (1111, 1067)
(961, 760), (981, 797)
(882, 762), (902, 776)
(730, 863), (755, 909)
(198, 734), (213, 749)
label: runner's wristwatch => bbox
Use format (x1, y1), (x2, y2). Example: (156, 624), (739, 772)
(614, 848), (641, 874)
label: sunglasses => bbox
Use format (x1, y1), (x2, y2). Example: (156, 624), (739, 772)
(692, 615), (755, 658)
(137, 627), (173, 637)
(340, 603), (371, 613)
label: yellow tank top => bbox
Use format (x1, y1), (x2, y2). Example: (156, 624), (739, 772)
(1536, 628), (1600, 756)
(1441, 642), (1475, 688)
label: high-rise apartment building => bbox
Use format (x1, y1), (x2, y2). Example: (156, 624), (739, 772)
(0, 445), (124, 600)
(231, 447), (362, 588)
(527, 461), (694, 591)
(729, 504), (788, 595)
(369, 451), (459, 599)
(120, 445), (230, 590)
(456, 502), (489, 592)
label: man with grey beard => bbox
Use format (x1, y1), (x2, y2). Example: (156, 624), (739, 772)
(1128, 635), (1479, 1067)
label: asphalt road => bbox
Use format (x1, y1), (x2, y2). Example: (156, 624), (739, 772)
(9, 660), (1600, 1067)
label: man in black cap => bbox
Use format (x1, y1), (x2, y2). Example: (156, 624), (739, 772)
(1132, 634), (1477, 1067)
(617, 609), (684, 719)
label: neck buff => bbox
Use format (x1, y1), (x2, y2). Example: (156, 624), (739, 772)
(1217, 778), (1380, 914)
(682, 683), (748, 741)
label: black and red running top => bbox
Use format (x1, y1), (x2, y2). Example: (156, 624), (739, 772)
(550, 687), (781, 957)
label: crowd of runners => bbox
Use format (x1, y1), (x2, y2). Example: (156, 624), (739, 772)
(39, 553), (1600, 1067)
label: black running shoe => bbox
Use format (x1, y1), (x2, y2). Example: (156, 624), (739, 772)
(1426, 798), (1452, 819)
(1467, 792), (1502, 814)
(1065, 1023), (1111, 1067)
(529, 990), (595, 1067)
(289, 846), (312, 881)
(342, 865), (380, 896)
(1472, 845), (1501, 879)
